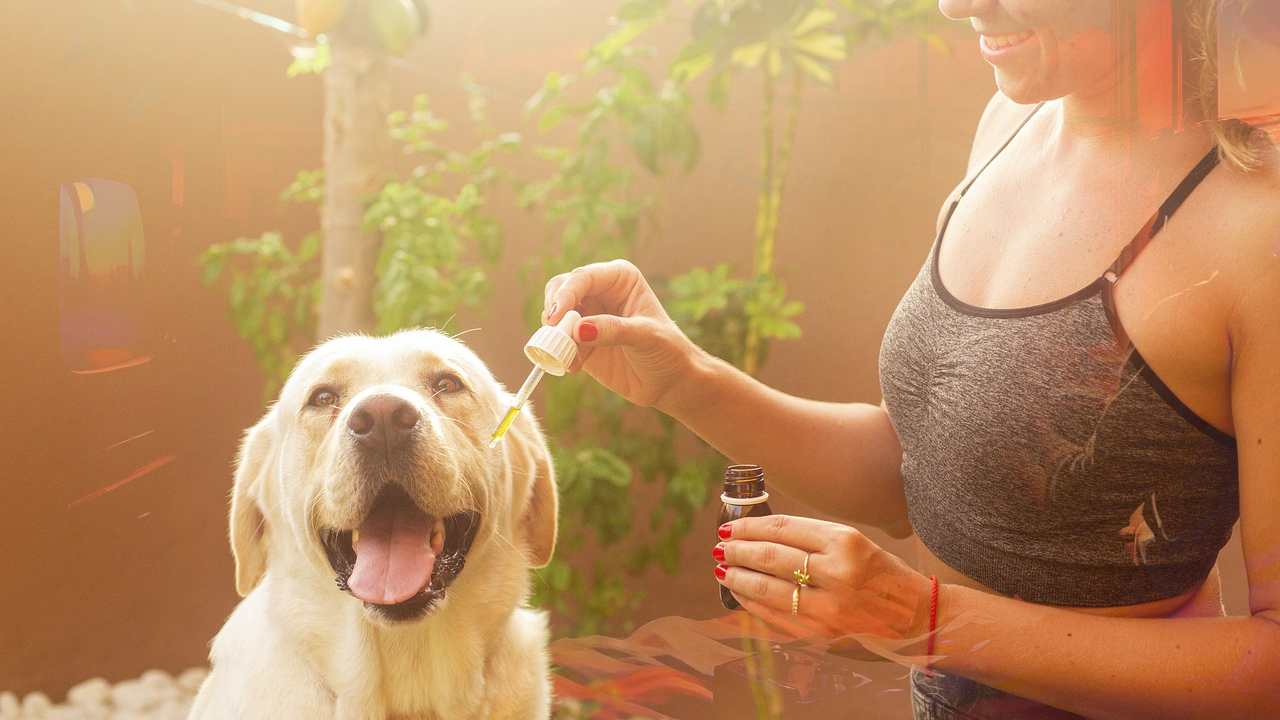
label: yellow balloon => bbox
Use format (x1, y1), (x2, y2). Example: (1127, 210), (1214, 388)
(296, 0), (348, 36)
(369, 0), (420, 55)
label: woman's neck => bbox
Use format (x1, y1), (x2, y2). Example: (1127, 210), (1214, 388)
(1054, 63), (1211, 158)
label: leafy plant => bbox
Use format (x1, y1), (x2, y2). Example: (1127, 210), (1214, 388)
(673, 0), (938, 372)
(200, 228), (321, 400)
(368, 94), (518, 332)
(202, 0), (943, 643)
(517, 0), (746, 636)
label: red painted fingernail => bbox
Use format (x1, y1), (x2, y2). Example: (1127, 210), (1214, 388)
(577, 321), (598, 342)
(714, 564), (727, 581)
(718, 524), (731, 540)
(712, 543), (725, 561)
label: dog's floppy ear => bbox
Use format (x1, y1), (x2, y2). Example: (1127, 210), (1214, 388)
(230, 412), (275, 596)
(505, 402), (558, 568)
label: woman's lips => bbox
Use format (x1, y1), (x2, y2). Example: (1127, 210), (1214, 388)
(979, 30), (1037, 63)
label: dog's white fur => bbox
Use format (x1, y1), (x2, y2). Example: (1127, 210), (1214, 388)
(190, 330), (557, 720)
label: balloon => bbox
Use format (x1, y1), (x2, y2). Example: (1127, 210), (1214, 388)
(296, 0), (348, 36)
(369, 0), (421, 55)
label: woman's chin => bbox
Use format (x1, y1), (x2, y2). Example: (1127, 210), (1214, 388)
(993, 73), (1056, 107)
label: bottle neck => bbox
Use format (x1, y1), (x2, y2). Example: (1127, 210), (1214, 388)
(722, 464), (766, 503)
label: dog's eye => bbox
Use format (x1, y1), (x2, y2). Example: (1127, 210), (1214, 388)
(433, 374), (464, 395)
(308, 388), (340, 408)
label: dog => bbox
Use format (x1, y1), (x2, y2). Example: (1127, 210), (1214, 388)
(189, 329), (558, 719)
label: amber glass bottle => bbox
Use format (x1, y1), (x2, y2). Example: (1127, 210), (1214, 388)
(717, 464), (772, 610)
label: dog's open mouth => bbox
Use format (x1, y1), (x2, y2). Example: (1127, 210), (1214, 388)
(320, 486), (480, 622)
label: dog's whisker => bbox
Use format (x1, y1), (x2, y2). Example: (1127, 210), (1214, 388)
(449, 327), (482, 341)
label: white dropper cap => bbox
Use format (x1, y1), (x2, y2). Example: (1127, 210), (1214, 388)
(523, 310), (581, 376)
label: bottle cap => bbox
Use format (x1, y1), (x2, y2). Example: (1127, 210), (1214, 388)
(524, 310), (581, 376)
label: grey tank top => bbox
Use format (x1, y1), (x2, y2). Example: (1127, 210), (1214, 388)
(879, 104), (1239, 607)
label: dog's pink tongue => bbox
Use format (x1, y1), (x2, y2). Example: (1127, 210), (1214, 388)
(348, 502), (436, 605)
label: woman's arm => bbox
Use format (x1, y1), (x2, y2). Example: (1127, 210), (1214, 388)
(542, 260), (911, 536)
(666, 350), (910, 537)
(715, 227), (1280, 717)
(929, 586), (1280, 719)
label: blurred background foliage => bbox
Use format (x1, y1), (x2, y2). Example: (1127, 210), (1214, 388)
(200, 0), (941, 637)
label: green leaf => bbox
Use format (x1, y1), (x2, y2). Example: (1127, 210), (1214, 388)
(670, 44), (714, 83)
(730, 41), (768, 68)
(791, 31), (847, 61)
(767, 47), (783, 78)
(298, 232), (321, 262)
(538, 106), (567, 133)
(286, 39), (330, 77)
(229, 274), (246, 309)
(200, 252), (226, 286)
(590, 20), (652, 65)
(792, 7), (838, 36)
(617, 0), (667, 23)
(793, 53), (834, 85)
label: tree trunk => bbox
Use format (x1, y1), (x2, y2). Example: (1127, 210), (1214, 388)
(318, 42), (390, 339)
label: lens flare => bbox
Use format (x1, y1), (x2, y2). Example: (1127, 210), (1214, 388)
(58, 179), (152, 374)
(1219, 1), (1280, 138)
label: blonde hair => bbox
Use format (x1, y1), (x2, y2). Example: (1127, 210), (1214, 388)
(1184, 0), (1269, 172)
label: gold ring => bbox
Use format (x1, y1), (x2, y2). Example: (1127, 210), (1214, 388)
(791, 585), (801, 616)
(793, 553), (812, 587)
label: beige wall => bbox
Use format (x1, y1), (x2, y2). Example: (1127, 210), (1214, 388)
(1, 0), (1248, 699)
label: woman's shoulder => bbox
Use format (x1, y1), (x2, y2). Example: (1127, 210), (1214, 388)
(1212, 139), (1280, 253)
(1200, 138), (1280, 318)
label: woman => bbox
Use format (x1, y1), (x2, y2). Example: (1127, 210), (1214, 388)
(542, 1), (1280, 717)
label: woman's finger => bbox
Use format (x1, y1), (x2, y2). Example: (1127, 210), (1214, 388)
(722, 514), (853, 554)
(735, 596), (828, 641)
(542, 273), (569, 321)
(720, 566), (842, 635)
(717, 565), (798, 612)
(546, 259), (643, 325)
(575, 314), (655, 349)
(720, 540), (828, 587)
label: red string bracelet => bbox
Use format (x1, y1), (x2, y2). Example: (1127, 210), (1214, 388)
(924, 575), (939, 676)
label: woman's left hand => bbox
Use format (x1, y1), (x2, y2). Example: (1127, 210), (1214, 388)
(714, 515), (932, 641)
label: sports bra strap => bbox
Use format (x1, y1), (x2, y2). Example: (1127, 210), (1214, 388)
(1104, 148), (1221, 282)
(957, 102), (1046, 198)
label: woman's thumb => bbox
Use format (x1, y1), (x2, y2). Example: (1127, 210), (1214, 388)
(575, 314), (648, 348)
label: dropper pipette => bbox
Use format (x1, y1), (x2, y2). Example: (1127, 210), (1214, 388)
(488, 310), (581, 448)
(488, 366), (545, 448)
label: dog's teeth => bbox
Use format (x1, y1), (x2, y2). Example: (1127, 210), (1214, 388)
(352, 529), (360, 545)
(430, 518), (445, 554)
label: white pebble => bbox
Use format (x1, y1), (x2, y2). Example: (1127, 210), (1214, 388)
(66, 678), (110, 708)
(153, 699), (193, 720)
(23, 691), (52, 716)
(138, 670), (172, 691)
(175, 668), (208, 694)
(107, 681), (153, 712)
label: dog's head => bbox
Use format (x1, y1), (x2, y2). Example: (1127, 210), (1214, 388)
(227, 329), (557, 624)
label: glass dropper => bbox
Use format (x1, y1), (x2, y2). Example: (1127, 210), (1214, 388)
(488, 310), (581, 448)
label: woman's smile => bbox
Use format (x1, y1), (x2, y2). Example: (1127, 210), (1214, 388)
(979, 29), (1038, 64)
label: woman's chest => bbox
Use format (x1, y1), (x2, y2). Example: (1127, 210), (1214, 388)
(933, 179), (1235, 436)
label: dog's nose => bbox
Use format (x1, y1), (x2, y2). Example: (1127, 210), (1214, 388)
(347, 395), (421, 453)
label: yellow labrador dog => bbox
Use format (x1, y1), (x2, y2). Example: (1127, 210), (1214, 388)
(190, 330), (557, 720)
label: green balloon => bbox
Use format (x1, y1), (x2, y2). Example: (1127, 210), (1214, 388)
(369, 0), (421, 55)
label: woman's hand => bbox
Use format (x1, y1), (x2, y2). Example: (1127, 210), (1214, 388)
(543, 259), (706, 412)
(714, 515), (933, 642)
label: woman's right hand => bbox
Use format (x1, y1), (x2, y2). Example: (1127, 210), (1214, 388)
(543, 259), (706, 412)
